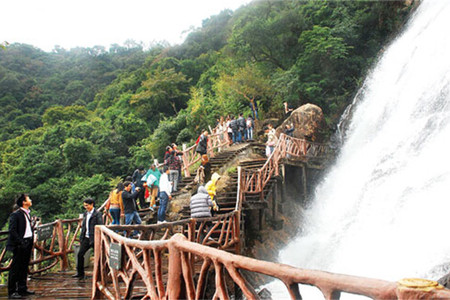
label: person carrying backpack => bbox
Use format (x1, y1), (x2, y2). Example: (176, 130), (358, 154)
(196, 130), (209, 156)
(237, 113), (246, 142)
(229, 116), (238, 144)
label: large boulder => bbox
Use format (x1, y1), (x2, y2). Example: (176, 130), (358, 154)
(275, 103), (327, 142)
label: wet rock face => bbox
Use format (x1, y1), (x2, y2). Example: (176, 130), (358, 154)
(276, 103), (327, 142)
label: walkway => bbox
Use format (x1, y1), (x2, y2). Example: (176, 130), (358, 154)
(0, 272), (92, 299)
(2, 133), (445, 299)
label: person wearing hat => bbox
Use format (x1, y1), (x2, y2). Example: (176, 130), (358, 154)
(190, 185), (215, 242)
(163, 145), (172, 163)
(205, 172), (221, 213)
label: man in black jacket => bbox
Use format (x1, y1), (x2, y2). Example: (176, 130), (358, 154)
(7, 194), (36, 298)
(237, 113), (246, 142)
(72, 198), (103, 279)
(229, 116), (238, 144)
(122, 181), (141, 237)
(132, 166), (147, 209)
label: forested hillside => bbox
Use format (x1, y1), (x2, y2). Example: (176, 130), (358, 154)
(0, 0), (413, 225)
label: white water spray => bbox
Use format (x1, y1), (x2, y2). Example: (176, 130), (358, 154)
(270, 0), (450, 297)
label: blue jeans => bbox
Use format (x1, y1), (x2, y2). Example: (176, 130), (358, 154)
(109, 208), (121, 225)
(232, 130), (238, 143)
(252, 110), (258, 120)
(158, 192), (169, 222)
(125, 211), (142, 236)
(247, 128), (253, 140)
(237, 130), (242, 142)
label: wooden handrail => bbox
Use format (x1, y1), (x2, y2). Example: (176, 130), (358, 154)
(91, 211), (241, 299)
(181, 124), (230, 177)
(106, 211), (239, 250)
(93, 229), (450, 300)
(0, 217), (83, 275)
(241, 133), (330, 195)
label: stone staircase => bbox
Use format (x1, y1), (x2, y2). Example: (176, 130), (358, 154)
(180, 144), (278, 218)
(139, 141), (280, 226)
(140, 143), (249, 222)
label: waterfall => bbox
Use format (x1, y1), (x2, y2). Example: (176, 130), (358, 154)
(269, 0), (450, 298)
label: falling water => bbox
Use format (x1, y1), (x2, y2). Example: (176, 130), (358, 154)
(270, 0), (450, 298)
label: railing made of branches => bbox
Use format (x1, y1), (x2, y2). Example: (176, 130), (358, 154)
(241, 133), (329, 195)
(0, 202), (239, 277)
(182, 130), (230, 177)
(92, 230), (450, 300)
(0, 218), (82, 275)
(106, 211), (240, 253)
(0, 198), (109, 276)
(91, 211), (241, 300)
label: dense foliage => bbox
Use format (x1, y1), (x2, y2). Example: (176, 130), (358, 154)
(0, 0), (413, 226)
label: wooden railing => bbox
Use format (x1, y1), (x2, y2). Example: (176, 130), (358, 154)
(0, 217), (82, 275)
(241, 133), (329, 195)
(92, 211), (241, 299)
(106, 211), (240, 252)
(0, 198), (108, 275)
(92, 169), (244, 299)
(182, 130), (230, 177)
(0, 230), (10, 273)
(92, 230), (450, 300)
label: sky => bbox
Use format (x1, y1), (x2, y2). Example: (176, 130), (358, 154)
(2, 0), (252, 52)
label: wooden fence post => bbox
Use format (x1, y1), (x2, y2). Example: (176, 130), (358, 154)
(55, 220), (68, 271)
(182, 144), (190, 177)
(207, 136), (214, 158)
(167, 236), (184, 299)
(91, 226), (102, 299)
(235, 167), (243, 254)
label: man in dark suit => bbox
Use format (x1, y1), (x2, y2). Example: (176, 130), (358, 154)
(7, 193), (36, 298)
(72, 198), (103, 279)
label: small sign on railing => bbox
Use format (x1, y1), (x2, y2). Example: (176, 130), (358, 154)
(36, 224), (53, 241)
(109, 243), (122, 270)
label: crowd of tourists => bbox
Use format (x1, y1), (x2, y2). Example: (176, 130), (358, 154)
(215, 114), (255, 145)
(4, 107), (295, 294)
(102, 109), (262, 227)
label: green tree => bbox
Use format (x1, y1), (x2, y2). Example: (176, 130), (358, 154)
(42, 105), (91, 126)
(213, 63), (274, 115)
(61, 174), (110, 218)
(130, 67), (190, 122)
(61, 138), (96, 174)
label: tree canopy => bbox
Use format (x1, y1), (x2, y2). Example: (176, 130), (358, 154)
(0, 0), (413, 226)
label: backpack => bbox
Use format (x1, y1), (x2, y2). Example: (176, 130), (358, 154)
(230, 119), (238, 131)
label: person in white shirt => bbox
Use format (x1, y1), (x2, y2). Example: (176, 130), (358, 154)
(157, 166), (172, 224)
(6, 194), (36, 298)
(73, 198), (103, 279)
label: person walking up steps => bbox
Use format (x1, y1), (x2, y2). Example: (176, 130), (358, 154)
(144, 164), (161, 211)
(157, 166), (172, 224)
(106, 182), (124, 225)
(205, 172), (221, 214)
(122, 182), (142, 237)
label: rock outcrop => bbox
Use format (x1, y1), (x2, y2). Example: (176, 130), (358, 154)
(275, 103), (327, 142)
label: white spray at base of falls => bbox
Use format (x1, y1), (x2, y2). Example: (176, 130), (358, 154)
(268, 0), (450, 298)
